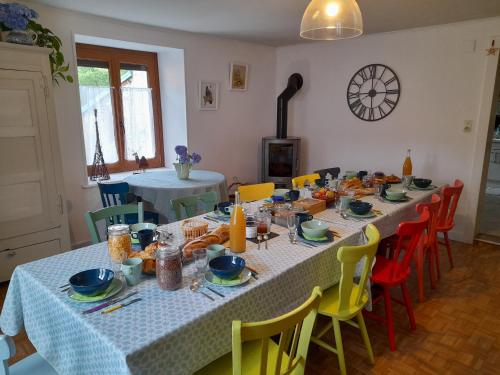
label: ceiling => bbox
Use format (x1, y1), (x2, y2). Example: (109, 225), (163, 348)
(34, 0), (500, 46)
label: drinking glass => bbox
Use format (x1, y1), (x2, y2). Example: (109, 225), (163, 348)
(403, 175), (414, 189)
(287, 215), (298, 243)
(193, 248), (208, 278)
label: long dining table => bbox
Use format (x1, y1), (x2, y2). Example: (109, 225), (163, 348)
(0, 184), (439, 375)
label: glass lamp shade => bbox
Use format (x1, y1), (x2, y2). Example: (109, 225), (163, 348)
(300, 0), (363, 40)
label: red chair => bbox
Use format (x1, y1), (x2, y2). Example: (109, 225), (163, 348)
(366, 208), (430, 351)
(437, 180), (464, 268)
(414, 194), (441, 302)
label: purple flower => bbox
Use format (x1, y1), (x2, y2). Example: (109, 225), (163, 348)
(179, 154), (190, 164)
(191, 152), (202, 164)
(174, 145), (188, 156)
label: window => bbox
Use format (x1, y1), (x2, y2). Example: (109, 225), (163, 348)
(76, 44), (164, 174)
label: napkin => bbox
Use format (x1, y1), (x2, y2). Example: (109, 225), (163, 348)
(211, 274), (241, 286)
(302, 232), (328, 241)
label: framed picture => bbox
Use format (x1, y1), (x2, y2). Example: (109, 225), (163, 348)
(199, 81), (219, 110)
(229, 62), (248, 91)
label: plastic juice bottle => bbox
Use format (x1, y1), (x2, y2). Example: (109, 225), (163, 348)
(402, 149), (413, 177)
(229, 192), (246, 253)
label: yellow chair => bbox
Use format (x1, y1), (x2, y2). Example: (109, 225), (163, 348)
(195, 286), (322, 375)
(310, 224), (380, 375)
(238, 182), (275, 202)
(291, 174), (320, 189)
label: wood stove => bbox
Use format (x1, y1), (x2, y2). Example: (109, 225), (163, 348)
(261, 73), (303, 188)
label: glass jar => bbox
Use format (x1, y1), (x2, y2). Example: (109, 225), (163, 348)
(255, 208), (272, 235)
(107, 224), (131, 264)
(156, 245), (183, 291)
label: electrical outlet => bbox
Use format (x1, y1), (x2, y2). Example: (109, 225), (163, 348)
(464, 120), (473, 133)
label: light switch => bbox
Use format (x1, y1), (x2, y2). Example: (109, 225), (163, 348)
(464, 120), (473, 133)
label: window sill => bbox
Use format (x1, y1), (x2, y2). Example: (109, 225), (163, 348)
(81, 167), (169, 189)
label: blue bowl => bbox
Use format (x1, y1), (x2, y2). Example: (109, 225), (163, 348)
(349, 200), (373, 215)
(209, 256), (246, 279)
(413, 178), (432, 188)
(69, 269), (114, 296)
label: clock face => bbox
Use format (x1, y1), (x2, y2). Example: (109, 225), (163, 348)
(347, 64), (401, 121)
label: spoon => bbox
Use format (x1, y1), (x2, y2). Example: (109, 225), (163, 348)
(263, 234), (269, 249)
(189, 279), (214, 301)
(257, 234), (262, 250)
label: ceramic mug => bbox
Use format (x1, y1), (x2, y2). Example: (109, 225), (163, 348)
(137, 229), (155, 250)
(339, 196), (353, 211)
(121, 258), (143, 286)
(130, 223), (157, 244)
(206, 244), (226, 261)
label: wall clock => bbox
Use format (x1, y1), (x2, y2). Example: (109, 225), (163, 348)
(347, 64), (401, 121)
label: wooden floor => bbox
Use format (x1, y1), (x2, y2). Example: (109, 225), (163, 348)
(1, 240), (500, 374)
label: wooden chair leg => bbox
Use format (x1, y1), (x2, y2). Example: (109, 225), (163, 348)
(400, 282), (416, 330)
(333, 319), (347, 375)
(414, 245), (425, 303)
(443, 232), (454, 268)
(357, 312), (374, 364)
(433, 239), (441, 280)
(383, 287), (396, 351)
(428, 247), (436, 290)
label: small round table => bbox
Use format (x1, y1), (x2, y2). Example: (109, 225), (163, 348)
(124, 169), (228, 222)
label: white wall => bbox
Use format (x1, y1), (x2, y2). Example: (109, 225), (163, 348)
(24, 1), (276, 246)
(276, 17), (500, 243)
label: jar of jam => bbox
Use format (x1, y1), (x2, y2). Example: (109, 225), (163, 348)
(107, 224), (131, 264)
(156, 245), (182, 291)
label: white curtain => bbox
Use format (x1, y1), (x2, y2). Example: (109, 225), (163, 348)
(121, 87), (156, 161)
(79, 86), (118, 165)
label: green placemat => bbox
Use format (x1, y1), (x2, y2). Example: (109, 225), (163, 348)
(211, 274), (242, 286)
(69, 278), (121, 302)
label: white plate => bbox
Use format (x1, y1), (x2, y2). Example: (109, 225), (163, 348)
(205, 268), (252, 287)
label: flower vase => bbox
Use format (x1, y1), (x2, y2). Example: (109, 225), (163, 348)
(173, 163), (191, 180)
(6, 30), (36, 45)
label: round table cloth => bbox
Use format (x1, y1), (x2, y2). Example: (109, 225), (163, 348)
(123, 169), (228, 222)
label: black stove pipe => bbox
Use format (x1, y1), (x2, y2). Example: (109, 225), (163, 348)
(276, 73), (303, 139)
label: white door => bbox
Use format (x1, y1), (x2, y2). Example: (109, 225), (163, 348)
(0, 69), (61, 239)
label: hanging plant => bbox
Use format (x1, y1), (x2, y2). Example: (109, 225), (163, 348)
(0, 3), (73, 84)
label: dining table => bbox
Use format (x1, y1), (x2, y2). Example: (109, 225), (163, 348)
(0, 184), (439, 375)
(123, 168), (229, 222)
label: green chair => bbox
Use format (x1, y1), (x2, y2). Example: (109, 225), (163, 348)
(310, 224), (380, 375)
(194, 287), (322, 375)
(170, 191), (219, 221)
(84, 202), (144, 244)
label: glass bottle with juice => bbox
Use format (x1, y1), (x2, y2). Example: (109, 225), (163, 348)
(229, 192), (246, 253)
(402, 149), (413, 177)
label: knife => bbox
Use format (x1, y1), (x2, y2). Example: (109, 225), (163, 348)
(82, 291), (138, 315)
(101, 298), (142, 314)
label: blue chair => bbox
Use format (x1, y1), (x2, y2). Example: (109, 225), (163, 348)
(98, 182), (159, 224)
(1, 335), (57, 374)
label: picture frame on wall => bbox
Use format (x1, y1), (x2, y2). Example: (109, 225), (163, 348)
(229, 62), (248, 91)
(199, 81), (219, 110)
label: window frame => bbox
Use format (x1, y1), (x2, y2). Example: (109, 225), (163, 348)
(76, 43), (164, 174)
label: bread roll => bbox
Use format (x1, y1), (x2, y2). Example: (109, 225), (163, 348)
(182, 239), (208, 259)
(201, 234), (221, 245)
(211, 224), (230, 243)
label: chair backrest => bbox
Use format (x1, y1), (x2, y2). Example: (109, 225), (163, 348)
(314, 167), (341, 181)
(98, 182), (130, 207)
(238, 183), (275, 202)
(232, 287), (322, 375)
(84, 202), (144, 244)
(292, 174), (321, 189)
(1, 335), (15, 375)
(198, 191), (219, 212)
(437, 179), (464, 230)
(337, 224), (381, 313)
(389, 208), (430, 281)
(171, 191), (220, 221)
(416, 194), (441, 245)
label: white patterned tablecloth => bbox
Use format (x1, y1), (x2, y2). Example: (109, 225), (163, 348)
(124, 169), (228, 222)
(0, 185), (438, 375)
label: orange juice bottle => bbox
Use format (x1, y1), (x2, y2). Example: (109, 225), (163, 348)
(402, 149), (413, 176)
(229, 192), (246, 253)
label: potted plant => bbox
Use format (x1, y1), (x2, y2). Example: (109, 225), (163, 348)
(173, 145), (202, 180)
(0, 2), (73, 84)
